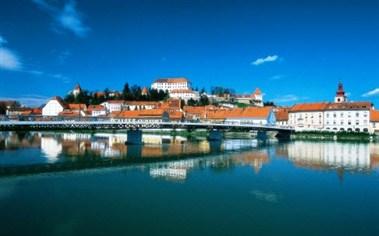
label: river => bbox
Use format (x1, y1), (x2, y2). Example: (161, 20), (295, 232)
(0, 131), (379, 236)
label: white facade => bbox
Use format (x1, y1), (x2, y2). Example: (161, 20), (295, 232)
(287, 141), (371, 170)
(324, 109), (370, 132)
(42, 98), (65, 116)
(91, 109), (107, 117)
(101, 101), (124, 113)
(151, 78), (190, 92)
(288, 111), (325, 131)
(169, 90), (200, 101)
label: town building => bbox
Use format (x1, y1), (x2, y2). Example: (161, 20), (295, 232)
(111, 109), (170, 123)
(224, 107), (276, 125)
(124, 101), (158, 111)
(371, 110), (379, 134)
(275, 107), (289, 127)
(288, 103), (328, 131)
(88, 105), (107, 117)
(288, 83), (373, 133)
(151, 77), (190, 92)
(101, 100), (125, 113)
(169, 89), (200, 101)
(324, 102), (371, 132)
(42, 97), (66, 116)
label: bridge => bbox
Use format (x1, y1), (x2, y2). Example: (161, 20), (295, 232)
(0, 120), (294, 143)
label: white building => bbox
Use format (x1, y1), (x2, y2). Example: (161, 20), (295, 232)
(100, 100), (125, 113)
(288, 82), (373, 133)
(169, 89), (200, 101)
(288, 103), (328, 131)
(88, 105), (107, 117)
(42, 97), (66, 116)
(233, 88), (264, 107)
(371, 110), (379, 134)
(324, 102), (371, 132)
(151, 77), (190, 92)
(224, 107), (276, 126)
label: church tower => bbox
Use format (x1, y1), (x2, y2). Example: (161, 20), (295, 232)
(334, 82), (347, 103)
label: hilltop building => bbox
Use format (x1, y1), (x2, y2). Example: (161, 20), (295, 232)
(72, 84), (82, 97)
(151, 77), (199, 101)
(232, 88), (264, 107)
(151, 77), (190, 92)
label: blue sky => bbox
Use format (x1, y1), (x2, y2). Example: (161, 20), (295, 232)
(0, 0), (378, 106)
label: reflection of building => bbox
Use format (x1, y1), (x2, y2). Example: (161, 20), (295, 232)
(40, 136), (62, 161)
(286, 141), (371, 170)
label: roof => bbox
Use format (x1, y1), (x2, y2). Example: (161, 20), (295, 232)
(290, 103), (329, 112)
(49, 96), (66, 108)
(225, 107), (272, 119)
(88, 105), (105, 111)
(124, 101), (158, 106)
(371, 110), (379, 122)
(325, 102), (372, 111)
(58, 110), (84, 117)
(67, 103), (87, 110)
(115, 109), (166, 118)
(154, 77), (189, 83)
(275, 108), (289, 121)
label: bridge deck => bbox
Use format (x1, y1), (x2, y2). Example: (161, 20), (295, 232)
(0, 120), (293, 132)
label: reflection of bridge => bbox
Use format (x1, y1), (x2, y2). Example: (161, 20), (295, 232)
(0, 121), (294, 143)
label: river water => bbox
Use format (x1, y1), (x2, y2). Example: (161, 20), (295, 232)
(0, 131), (379, 236)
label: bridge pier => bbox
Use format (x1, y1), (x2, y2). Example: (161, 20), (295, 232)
(207, 129), (223, 141)
(276, 130), (292, 141)
(256, 130), (268, 142)
(126, 130), (143, 145)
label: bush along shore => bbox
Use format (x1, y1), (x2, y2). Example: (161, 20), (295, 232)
(292, 131), (377, 142)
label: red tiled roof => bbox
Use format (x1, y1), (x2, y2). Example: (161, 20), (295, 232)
(87, 105), (105, 111)
(325, 102), (371, 111)
(371, 110), (379, 122)
(275, 108), (289, 121)
(290, 103), (329, 112)
(225, 107), (272, 119)
(67, 103), (87, 110)
(116, 109), (166, 118)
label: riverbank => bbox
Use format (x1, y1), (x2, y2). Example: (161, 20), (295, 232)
(292, 131), (377, 142)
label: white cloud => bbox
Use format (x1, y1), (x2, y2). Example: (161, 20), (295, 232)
(32, 0), (90, 37)
(272, 94), (300, 103)
(362, 88), (379, 97)
(252, 55), (279, 66)
(0, 48), (22, 71)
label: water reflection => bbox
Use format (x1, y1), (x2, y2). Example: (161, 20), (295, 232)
(0, 131), (379, 179)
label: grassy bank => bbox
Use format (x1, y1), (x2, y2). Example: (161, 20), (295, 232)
(292, 131), (376, 142)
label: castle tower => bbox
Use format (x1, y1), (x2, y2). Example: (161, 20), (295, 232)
(72, 84), (82, 97)
(251, 88), (263, 107)
(334, 82), (347, 103)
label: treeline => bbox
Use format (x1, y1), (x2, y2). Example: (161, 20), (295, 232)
(64, 83), (169, 105)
